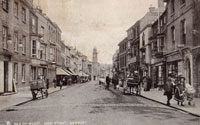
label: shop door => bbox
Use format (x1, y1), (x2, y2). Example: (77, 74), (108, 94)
(4, 61), (8, 92)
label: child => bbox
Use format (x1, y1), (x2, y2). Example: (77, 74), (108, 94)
(185, 84), (195, 106)
(174, 83), (185, 106)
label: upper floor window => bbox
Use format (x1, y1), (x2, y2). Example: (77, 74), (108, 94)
(181, 20), (186, 44)
(14, 32), (18, 51)
(180, 0), (185, 5)
(22, 35), (26, 54)
(142, 33), (145, 46)
(31, 18), (36, 33)
(14, 2), (18, 18)
(41, 26), (45, 40)
(2, 26), (8, 49)
(171, 26), (175, 43)
(31, 40), (37, 58)
(2, 0), (9, 12)
(22, 7), (26, 23)
(171, 0), (175, 14)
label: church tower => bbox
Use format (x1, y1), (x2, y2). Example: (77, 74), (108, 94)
(93, 47), (98, 63)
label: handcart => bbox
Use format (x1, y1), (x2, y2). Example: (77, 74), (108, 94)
(30, 79), (48, 100)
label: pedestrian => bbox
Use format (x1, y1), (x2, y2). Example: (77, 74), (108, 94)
(174, 78), (185, 106)
(53, 78), (57, 88)
(164, 76), (174, 106)
(112, 74), (118, 89)
(59, 79), (63, 90)
(106, 74), (111, 90)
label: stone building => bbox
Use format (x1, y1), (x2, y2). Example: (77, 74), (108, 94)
(0, 0), (33, 93)
(149, 10), (167, 88)
(126, 21), (140, 74)
(164, 0), (200, 97)
(118, 38), (128, 79)
(139, 5), (165, 78)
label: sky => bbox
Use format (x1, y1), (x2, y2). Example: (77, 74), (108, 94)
(33, 0), (158, 64)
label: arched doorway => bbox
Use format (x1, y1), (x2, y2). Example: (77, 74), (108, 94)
(185, 58), (191, 85)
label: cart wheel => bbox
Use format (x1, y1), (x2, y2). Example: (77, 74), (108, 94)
(45, 89), (48, 98)
(41, 89), (44, 99)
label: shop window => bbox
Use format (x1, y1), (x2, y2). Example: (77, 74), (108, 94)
(13, 63), (18, 82)
(31, 67), (37, 81)
(22, 64), (25, 82)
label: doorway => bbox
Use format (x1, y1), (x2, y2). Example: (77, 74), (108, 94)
(4, 61), (8, 92)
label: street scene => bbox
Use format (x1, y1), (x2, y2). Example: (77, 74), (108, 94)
(1, 0), (200, 124)
(0, 81), (200, 125)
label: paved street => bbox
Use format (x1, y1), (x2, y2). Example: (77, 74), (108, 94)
(0, 81), (199, 125)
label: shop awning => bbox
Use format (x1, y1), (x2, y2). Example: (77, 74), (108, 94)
(67, 68), (77, 76)
(56, 68), (70, 76)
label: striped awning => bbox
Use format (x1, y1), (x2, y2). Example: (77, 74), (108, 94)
(56, 68), (70, 76)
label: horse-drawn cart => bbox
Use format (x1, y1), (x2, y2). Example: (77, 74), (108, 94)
(123, 76), (141, 95)
(30, 79), (48, 100)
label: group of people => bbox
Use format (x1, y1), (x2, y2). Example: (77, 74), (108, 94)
(53, 77), (72, 90)
(164, 74), (195, 106)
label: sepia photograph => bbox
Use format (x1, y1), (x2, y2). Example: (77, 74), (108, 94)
(0, 0), (200, 124)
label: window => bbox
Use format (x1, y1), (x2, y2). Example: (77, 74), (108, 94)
(32, 40), (37, 58)
(171, 26), (175, 42)
(39, 44), (46, 60)
(22, 35), (26, 54)
(171, 0), (175, 14)
(153, 41), (158, 53)
(22, 7), (26, 23)
(50, 47), (55, 62)
(13, 63), (18, 82)
(181, 20), (186, 44)
(180, 0), (185, 5)
(22, 64), (25, 82)
(14, 32), (18, 51)
(142, 33), (145, 46)
(41, 26), (45, 40)
(31, 18), (36, 33)
(2, 0), (9, 12)
(2, 26), (8, 49)
(31, 67), (37, 81)
(14, 2), (18, 18)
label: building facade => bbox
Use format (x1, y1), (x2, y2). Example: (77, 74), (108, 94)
(0, 0), (33, 93)
(118, 38), (128, 79)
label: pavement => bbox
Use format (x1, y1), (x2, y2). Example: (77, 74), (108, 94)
(0, 85), (68, 111)
(140, 88), (200, 117)
(110, 84), (200, 117)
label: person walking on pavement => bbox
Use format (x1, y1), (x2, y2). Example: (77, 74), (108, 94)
(164, 75), (174, 106)
(106, 74), (111, 90)
(174, 77), (185, 106)
(59, 77), (64, 90)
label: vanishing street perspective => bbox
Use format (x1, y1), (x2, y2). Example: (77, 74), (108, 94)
(1, 0), (200, 125)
